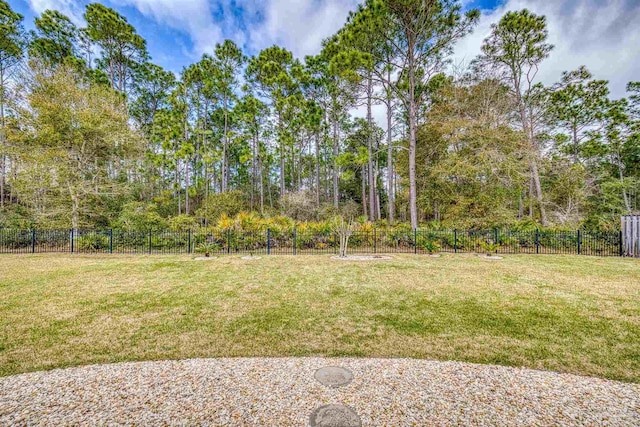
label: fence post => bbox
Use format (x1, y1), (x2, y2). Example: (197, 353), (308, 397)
(619, 230), (623, 257)
(454, 229), (458, 253)
(70, 229), (74, 253)
(148, 229), (152, 254)
(293, 227), (297, 255)
(187, 229), (191, 254)
(267, 229), (271, 255)
(109, 229), (113, 254)
(494, 228), (499, 245)
(31, 229), (36, 254)
(374, 228), (377, 254)
(227, 229), (231, 254)
(577, 229), (582, 255)
(414, 228), (418, 254)
(535, 228), (540, 254)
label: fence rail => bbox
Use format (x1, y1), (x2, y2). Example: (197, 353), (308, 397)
(0, 228), (625, 257)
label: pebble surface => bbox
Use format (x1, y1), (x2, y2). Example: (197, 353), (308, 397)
(1, 357), (638, 426)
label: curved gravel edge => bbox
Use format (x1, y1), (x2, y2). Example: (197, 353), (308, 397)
(1, 358), (638, 426)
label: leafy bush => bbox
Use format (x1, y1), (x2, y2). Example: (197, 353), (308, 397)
(0, 205), (35, 229)
(113, 202), (168, 231)
(279, 191), (318, 221)
(196, 191), (246, 224)
(168, 214), (198, 231)
(480, 240), (499, 255)
(421, 239), (441, 254)
(196, 242), (220, 256)
(77, 234), (109, 251)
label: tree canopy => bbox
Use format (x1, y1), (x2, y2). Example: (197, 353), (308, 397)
(0, 1), (638, 231)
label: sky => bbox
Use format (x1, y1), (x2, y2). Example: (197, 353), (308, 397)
(10, 0), (640, 124)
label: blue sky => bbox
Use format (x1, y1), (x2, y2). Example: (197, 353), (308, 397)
(12, 0), (208, 72)
(12, 0), (502, 73)
(9, 0), (640, 101)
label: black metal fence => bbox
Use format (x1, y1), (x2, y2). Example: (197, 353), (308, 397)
(0, 228), (624, 257)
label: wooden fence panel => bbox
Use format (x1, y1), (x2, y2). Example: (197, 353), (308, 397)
(622, 215), (640, 257)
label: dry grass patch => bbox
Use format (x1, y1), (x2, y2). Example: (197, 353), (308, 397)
(0, 253), (639, 382)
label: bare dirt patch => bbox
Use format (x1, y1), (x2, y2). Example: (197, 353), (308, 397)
(478, 255), (504, 260)
(330, 255), (393, 261)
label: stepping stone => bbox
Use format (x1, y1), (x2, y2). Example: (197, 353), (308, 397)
(314, 366), (353, 388)
(309, 404), (361, 427)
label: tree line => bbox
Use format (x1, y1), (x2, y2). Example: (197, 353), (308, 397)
(0, 0), (638, 231)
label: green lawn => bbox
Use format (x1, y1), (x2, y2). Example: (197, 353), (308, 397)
(1, 253), (639, 382)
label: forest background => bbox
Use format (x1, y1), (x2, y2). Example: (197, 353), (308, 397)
(0, 0), (639, 233)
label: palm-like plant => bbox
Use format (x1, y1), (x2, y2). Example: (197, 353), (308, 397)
(423, 240), (440, 255)
(480, 240), (499, 256)
(196, 242), (218, 257)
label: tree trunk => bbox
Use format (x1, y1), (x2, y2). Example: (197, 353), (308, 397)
(292, 140), (298, 191)
(333, 117), (339, 208)
(361, 168), (368, 218)
(176, 165), (181, 215)
(278, 111), (285, 198)
(376, 183), (382, 221)
(250, 134), (256, 211)
(204, 159), (209, 228)
(258, 148), (264, 214)
(222, 96), (229, 192)
(572, 121), (579, 164)
(366, 74), (376, 221)
(408, 95), (418, 228)
(185, 160), (190, 215)
(72, 196), (79, 230)
(0, 68), (5, 209)
(386, 95), (394, 223)
(408, 112), (418, 230)
(69, 183), (79, 231)
(374, 150), (381, 221)
(407, 36), (419, 229)
(616, 152), (631, 211)
(530, 159), (546, 225)
(315, 131), (321, 208)
(517, 85), (548, 226)
(267, 163), (274, 209)
(109, 58), (115, 90)
(529, 176), (534, 218)
(184, 118), (190, 214)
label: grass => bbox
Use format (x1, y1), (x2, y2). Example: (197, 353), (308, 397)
(0, 253), (639, 382)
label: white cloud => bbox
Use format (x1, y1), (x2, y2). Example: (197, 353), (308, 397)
(27, 0), (228, 60)
(451, 0), (640, 98)
(25, 0), (639, 102)
(239, 0), (361, 57)
(107, 0), (360, 60)
(110, 0), (225, 58)
(26, 0), (84, 24)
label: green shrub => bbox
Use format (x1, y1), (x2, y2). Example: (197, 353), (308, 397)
(77, 234), (109, 251)
(422, 239), (441, 253)
(113, 202), (168, 231)
(168, 214), (198, 231)
(196, 242), (220, 256)
(196, 191), (247, 224)
(480, 240), (499, 255)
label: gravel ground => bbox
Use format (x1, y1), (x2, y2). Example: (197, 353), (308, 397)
(1, 358), (639, 426)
